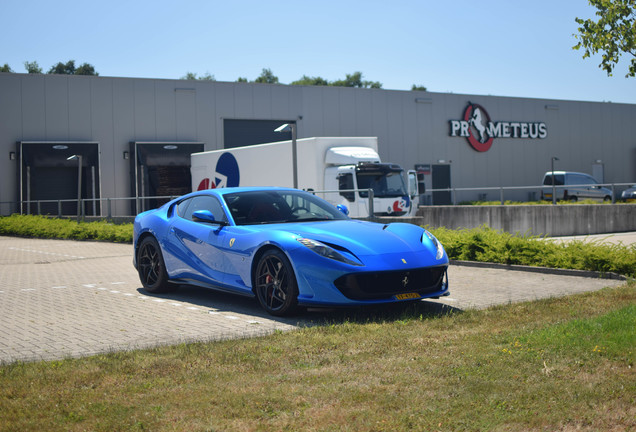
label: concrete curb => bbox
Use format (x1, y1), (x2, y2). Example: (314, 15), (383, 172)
(450, 260), (628, 281)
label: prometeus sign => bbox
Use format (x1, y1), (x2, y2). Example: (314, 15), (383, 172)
(449, 102), (547, 152)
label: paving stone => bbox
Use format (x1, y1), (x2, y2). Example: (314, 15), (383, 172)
(0, 235), (627, 364)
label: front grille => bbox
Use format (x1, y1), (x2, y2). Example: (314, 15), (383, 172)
(334, 265), (448, 300)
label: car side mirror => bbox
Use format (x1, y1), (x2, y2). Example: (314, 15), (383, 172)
(192, 210), (226, 225)
(336, 204), (349, 216)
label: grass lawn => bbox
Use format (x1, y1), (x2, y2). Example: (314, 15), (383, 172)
(1, 283), (634, 431)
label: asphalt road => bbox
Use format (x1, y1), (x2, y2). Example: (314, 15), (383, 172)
(0, 235), (627, 364)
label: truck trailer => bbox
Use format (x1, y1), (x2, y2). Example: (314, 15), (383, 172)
(190, 137), (418, 218)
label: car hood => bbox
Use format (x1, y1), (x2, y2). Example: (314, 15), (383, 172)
(259, 220), (426, 256)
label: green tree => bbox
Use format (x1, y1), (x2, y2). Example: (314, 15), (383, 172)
(181, 71), (215, 80)
(75, 63), (98, 76)
(290, 75), (329, 86)
(46, 60), (98, 75)
(331, 71), (382, 88)
(48, 60), (76, 74)
(254, 68), (279, 84)
(411, 84), (427, 91)
(236, 77), (248, 82)
(573, 0), (636, 77)
(24, 61), (42, 74)
(0, 63), (13, 73)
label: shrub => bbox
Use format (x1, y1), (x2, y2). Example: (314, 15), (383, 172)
(0, 214), (133, 243)
(430, 225), (636, 278)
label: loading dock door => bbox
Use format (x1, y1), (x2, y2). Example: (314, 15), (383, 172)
(130, 142), (204, 213)
(432, 164), (452, 205)
(19, 142), (100, 216)
(223, 119), (294, 148)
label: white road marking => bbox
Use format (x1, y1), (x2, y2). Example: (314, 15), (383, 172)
(39, 283), (267, 327)
(8, 247), (85, 259)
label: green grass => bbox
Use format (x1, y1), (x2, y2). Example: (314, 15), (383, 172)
(458, 199), (624, 205)
(1, 284), (634, 431)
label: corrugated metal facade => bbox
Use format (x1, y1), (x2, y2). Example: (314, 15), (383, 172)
(1, 72), (635, 215)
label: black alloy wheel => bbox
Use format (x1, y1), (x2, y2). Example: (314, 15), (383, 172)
(137, 236), (173, 293)
(254, 249), (299, 316)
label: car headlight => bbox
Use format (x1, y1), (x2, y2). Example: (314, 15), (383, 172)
(297, 238), (362, 266)
(422, 229), (445, 260)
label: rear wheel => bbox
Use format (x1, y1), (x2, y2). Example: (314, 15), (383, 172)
(137, 236), (173, 293)
(254, 249), (298, 316)
(603, 195), (612, 202)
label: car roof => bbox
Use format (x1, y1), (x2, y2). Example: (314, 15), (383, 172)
(181, 186), (301, 199)
(543, 171), (591, 176)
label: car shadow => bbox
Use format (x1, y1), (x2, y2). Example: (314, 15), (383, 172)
(136, 285), (462, 328)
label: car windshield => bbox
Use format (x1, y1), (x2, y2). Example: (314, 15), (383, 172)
(357, 171), (407, 198)
(223, 190), (349, 225)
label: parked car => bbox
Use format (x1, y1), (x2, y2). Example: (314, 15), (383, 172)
(541, 171), (612, 202)
(620, 184), (636, 202)
(133, 187), (449, 316)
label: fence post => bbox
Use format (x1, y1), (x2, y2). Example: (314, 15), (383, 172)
(107, 198), (112, 220)
(58, 200), (62, 217)
(452, 188), (457, 205)
(500, 187), (504, 205)
(37, 201), (41, 216)
(611, 184), (615, 204)
(368, 189), (374, 220)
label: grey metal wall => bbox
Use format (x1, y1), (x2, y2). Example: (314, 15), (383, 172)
(1, 72), (635, 215)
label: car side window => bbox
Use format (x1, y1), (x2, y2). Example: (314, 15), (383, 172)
(176, 198), (192, 217)
(181, 195), (228, 223)
(544, 174), (564, 186)
(338, 173), (355, 202)
(569, 174), (596, 186)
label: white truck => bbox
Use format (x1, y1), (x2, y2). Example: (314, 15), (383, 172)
(190, 137), (419, 218)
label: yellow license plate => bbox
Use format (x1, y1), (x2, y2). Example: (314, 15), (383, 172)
(395, 293), (420, 300)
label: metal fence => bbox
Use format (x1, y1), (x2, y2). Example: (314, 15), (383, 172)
(427, 182), (634, 205)
(0, 183), (633, 218)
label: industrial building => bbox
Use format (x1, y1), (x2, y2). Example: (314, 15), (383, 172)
(1, 72), (634, 216)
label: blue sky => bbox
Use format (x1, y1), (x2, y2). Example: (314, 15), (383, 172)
(2, 0), (634, 104)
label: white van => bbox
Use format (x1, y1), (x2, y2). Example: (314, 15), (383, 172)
(541, 171), (612, 202)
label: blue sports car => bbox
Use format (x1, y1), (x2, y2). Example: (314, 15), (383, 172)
(133, 187), (449, 316)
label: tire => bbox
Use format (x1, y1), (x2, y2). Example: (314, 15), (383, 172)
(603, 196), (612, 202)
(253, 249), (299, 316)
(567, 195), (578, 202)
(137, 236), (173, 293)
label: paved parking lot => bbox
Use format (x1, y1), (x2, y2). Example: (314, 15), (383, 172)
(0, 236), (626, 364)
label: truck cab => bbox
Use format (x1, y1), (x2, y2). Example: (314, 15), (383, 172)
(325, 162), (418, 217)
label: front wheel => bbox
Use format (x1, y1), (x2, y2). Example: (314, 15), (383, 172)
(603, 196), (612, 202)
(137, 236), (173, 293)
(254, 249), (298, 316)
